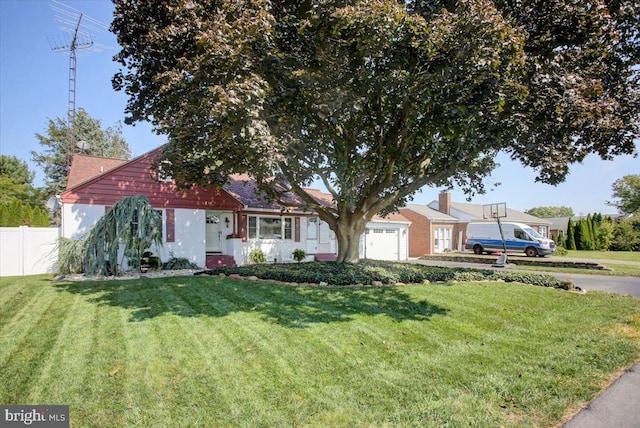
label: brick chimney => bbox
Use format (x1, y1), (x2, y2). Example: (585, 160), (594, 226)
(438, 192), (451, 215)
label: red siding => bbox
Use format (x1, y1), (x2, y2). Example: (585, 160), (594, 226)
(239, 214), (248, 242)
(60, 150), (243, 211)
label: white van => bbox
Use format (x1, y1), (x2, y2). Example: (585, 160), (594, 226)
(465, 222), (556, 257)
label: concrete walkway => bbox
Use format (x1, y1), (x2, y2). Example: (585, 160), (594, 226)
(563, 363), (640, 428)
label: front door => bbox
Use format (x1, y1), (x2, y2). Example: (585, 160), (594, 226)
(434, 227), (452, 253)
(206, 212), (222, 252)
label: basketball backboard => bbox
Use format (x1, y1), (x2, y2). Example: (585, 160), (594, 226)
(483, 202), (507, 219)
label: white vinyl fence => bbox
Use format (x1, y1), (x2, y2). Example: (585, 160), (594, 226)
(0, 227), (60, 277)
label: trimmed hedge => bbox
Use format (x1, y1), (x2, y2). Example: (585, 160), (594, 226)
(197, 260), (573, 289)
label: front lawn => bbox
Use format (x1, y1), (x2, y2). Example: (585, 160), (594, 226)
(1, 274), (638, 427)
(564, 250), (640, 263)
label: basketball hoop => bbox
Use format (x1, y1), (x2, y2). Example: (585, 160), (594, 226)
(482, 203), (510, 267)
(483, 202), (507, 220)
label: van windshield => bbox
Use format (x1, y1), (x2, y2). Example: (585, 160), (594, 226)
(524, 227), (543, 239)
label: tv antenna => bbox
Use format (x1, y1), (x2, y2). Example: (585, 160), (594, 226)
(48, 0), (109, 165)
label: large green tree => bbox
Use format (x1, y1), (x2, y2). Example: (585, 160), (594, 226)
(31, 108), (132, 197)
(0, 155), (43, 206)
(111, 0), (639, 262)
(608, 174), (640, 215)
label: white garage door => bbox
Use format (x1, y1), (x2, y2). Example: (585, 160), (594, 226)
(364, 228), (399, 260)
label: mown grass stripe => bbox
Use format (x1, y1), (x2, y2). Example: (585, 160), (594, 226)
(68, 297), (127, 426)
(27, 291), (95, 403)
(0, 285), (73, 403)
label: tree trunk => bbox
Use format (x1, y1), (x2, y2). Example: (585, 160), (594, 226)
(334, 216), (367, 263)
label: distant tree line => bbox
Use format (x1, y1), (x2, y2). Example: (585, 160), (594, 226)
(553, 214), (639, 252)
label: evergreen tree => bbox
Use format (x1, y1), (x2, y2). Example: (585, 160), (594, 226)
(566, 219), (576, 250)
(7, 199), (23, 227)
(31, 109), (132, 198)
(587, 214), (598, 250)
(557, 230), (565, 248)
(0, 155), (43, 207)
(22, 203), (33, 226)
(32, 206), (50, 227)
(573, 219), (582, 250)
(0, 203), (7, 226)
(0, 200), (51, 227)
(577, 219), (594, 250)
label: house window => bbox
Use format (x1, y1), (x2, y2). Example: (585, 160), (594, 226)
(248, 216), (258, 239)
(247, 215), (294, 240)
(260, 217), (282, 239)
(284, 218), (293, 240)
(130, 209), (163, 240)
(307, 218), (318, 240)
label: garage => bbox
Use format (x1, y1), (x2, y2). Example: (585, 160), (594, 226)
(360, 214), (410, 261)
(364, 228), (400, 260)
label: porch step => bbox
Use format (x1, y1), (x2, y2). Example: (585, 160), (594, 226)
(314, 253), (338, 262)
(206, 254), (237, 268)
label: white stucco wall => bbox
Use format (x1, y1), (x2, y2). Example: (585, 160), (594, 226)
(156, 208), (207, 268)
(62, 204), (209, 269)
(62, 203), (106, 239)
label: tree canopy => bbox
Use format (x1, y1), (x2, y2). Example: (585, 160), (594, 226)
(0, 155), (43, 206)
(525, 206), (575, 218)
(112, 0), (639, 262)
(31, 108), (132, 197)
(608, 174), (640, 215)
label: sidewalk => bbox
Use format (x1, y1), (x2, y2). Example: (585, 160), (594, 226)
(563, 363), (640, 428)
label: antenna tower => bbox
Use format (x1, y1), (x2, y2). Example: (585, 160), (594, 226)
(52, 12), (93, 127)
(51, 13), (93, 154)
(48, 0), (111, 170)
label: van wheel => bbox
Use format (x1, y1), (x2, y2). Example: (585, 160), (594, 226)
(473, 245), (483, 255)
(525, 247), (538, 257)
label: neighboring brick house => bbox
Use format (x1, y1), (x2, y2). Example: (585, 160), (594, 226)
(399, 195), (460, 257)
(400, 192), (551, 257)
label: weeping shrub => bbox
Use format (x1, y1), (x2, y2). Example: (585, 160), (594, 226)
(83, 195), (163, 275)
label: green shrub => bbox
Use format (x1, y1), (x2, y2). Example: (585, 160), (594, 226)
(248, 249), (266, 264)
(203, 260), (572, 289)
(57, 237), (85, 274)
(292, 248), (307, 263)
(163, 257), (199, 270)
(141, 251), (162, 270)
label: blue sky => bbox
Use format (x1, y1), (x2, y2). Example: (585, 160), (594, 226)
(1, 0), (637, 215)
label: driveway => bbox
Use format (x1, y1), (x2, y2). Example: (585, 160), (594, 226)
(550, 272), (640, 297)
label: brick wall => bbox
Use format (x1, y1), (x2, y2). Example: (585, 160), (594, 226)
(399, 208), (433, 256)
